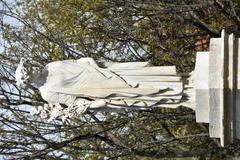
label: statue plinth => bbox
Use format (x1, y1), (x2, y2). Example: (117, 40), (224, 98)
(193, 30), (239, 146)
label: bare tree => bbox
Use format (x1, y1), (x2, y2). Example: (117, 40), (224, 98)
(1, 0), (240, 159)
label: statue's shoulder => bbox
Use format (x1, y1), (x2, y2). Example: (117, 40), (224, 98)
(45, 60), (76, 67)
(46, 58), (97, 68)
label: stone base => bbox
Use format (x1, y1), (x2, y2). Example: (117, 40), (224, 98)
(194, 30), (239, 146)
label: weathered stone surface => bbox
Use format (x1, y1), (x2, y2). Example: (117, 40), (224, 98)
(209, 38), (223, 139)
(236, 38), (240, 140)
(194, 52), (210, 123)
(226, 34), (237, 143)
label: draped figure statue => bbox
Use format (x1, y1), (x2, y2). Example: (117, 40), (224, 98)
(15, 58), (191, 121)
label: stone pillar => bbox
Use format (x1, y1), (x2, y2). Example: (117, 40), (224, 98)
(194, 30), (239, 146)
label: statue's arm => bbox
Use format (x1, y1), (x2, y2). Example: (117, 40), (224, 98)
(40, 88), (107, 112)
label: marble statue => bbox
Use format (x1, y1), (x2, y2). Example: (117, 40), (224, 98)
(14, 30), (240, 146)
(15, 57), (191, 121)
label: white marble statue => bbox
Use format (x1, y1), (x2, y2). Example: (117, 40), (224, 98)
(16, 57), (190, 121)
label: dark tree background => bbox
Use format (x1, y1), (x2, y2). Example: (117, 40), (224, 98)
(0, 0), (240, 159)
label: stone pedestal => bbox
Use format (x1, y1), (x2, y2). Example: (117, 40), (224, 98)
(194, 30), (239, 146)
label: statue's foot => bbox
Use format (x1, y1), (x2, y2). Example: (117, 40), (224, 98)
(89, 100), (106, 108)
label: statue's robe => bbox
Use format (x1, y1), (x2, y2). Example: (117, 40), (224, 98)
(35, 58), (184, 112)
